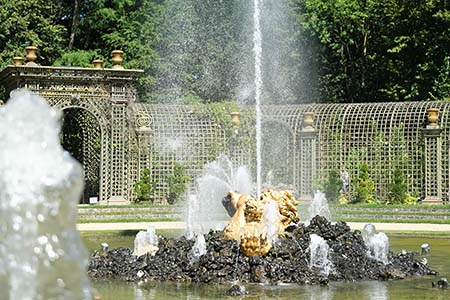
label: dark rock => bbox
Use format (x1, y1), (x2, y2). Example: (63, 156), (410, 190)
(222, 194), (236, 217)
(226, 284), (246, 296)
(432, 278), (449, 289)
(87, 217), (437, 285)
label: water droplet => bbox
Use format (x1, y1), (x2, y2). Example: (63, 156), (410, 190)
(37, 214), (45, 222)
(38, 236), (48, 245)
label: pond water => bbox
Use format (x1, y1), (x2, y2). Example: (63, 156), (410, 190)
(83, 234), (450, 300)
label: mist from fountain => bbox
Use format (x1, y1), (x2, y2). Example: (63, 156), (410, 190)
(308, 191), (331, 221)
(186, 154), (253, 237)
(309, 234), (333, 277)
(0, 89), (92, 300)
(362, 224), (390, 265)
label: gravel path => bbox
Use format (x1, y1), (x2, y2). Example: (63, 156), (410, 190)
(77, 221), (450, 232)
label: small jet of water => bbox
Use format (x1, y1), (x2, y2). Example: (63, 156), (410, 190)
(101, 242), (109, 252)
(421, 243), (430, 255)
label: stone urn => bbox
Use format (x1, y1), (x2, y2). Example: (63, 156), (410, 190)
(92, 59), (104, 68)
(303, 112), (314, 130)
(230, 112), (240, 127)
(111, 50), (124, 69)
(25, 46), (38, 65)
(427, 108), (439, 127)
(12, 56), (24, 65)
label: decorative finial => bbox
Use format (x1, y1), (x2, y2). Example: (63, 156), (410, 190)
(426, 108), (439, 128)
(111, 50), (124, 69)
(230, 112), (240, 127)
(302, 112), (314, 131)
(92, 59), (104, 68)
(12, 56), (25, 66)
(25, 46), (38, 65)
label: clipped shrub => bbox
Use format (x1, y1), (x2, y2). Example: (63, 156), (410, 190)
(387, 168), (408, 204)
(134, 168), (155, 203)
(353, 163), (375, 203)
(166, 163), (191, 205)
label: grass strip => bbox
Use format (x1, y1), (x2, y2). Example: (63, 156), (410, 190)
(78, 204), (180, 209)
(334, 210), (450, 217)
(336, 217), (450, 224)
(331, 203), (450, 210)
(78, 210), (182, 216)
(77, 217), (181, 223)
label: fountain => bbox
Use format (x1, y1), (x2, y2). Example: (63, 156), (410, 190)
(254, 0), (263, 197)
(308, 191), (331, 221)
(133, 226), (159, 257)
(0, 90), (92, 300)
(89, 211), (437, 284)
(223, 189), (299, 256)
(186, 154), (253, 237)
(190, 234), (207, 261)
(362, 224), (390, 265)
(309, 234), (333, 277)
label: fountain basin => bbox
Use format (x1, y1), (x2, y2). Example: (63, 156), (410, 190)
(88, 216), (436, 284)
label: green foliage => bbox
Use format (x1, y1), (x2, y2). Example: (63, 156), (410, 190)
(387, 168), (408, 204)
(53, 50), (102, 68)
(0, 0), (67, 68)
(353, 163), (375, 203)
(431, 56), (450, 101)
(134, 168), (155, 203)
(315, 169), (342, 201)
(166, 163), (191, 205)
(293, 0), (450, 102)
(1, 0), (450, 103)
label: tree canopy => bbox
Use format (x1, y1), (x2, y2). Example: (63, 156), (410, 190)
(0, 0), (449, 103)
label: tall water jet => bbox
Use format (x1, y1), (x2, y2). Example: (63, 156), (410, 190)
(309, 234), (333, 277)
(0, 89), (92, 300)
(253, 0), (263, 197)
(362, 224), (390, 265)
(308, 191), (331, 221)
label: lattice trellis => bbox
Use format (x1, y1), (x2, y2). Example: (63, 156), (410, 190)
(129, 104), (226, 202)
(2, 65), (450, 204)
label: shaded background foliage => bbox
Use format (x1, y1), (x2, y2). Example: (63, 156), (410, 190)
(0, 0), (450, 103)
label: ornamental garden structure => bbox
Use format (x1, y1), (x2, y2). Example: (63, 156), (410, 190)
(1, 49), (449, 205)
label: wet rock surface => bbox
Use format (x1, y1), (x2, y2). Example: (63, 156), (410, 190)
(88, 216), (437, 284)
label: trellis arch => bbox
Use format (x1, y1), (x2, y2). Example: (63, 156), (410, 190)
(59, 100), (108, 203)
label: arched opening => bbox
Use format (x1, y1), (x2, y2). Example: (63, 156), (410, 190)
(261, 120), (295, 188)
(60, 107), (102, 204)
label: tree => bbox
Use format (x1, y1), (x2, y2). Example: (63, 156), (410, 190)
(292, 0), (450, 102)
(0, 0), (67, 68)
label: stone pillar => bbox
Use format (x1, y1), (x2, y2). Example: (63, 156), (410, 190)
(299, 112), (318, 200)
(422, 108), (443, 204)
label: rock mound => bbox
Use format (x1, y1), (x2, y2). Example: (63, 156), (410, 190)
(88, 216), (437, 284)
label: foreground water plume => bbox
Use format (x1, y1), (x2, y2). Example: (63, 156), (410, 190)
(0, 89), (92, 300)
